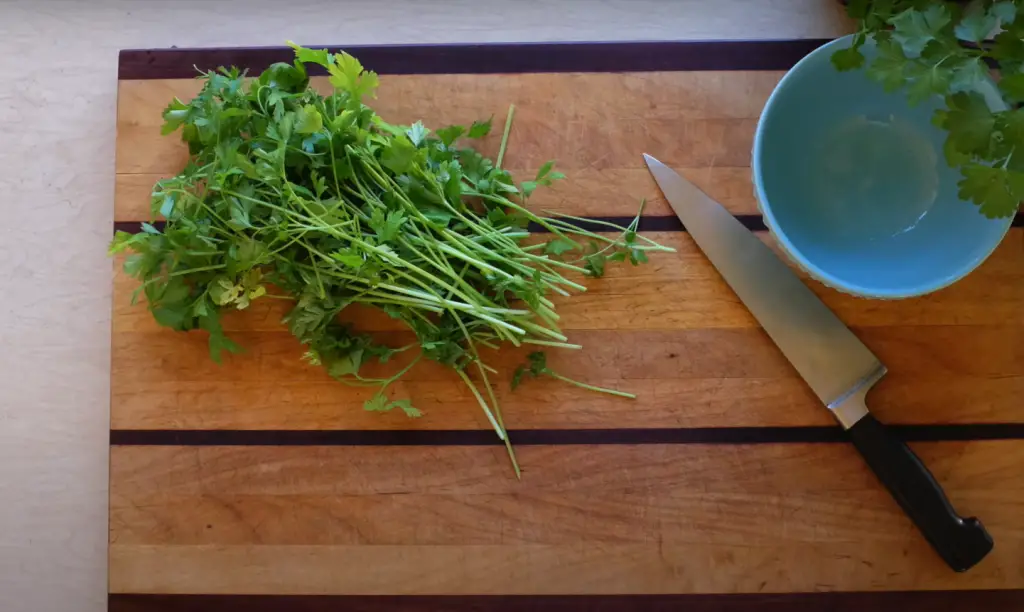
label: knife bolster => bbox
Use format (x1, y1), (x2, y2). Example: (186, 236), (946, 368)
(827, 384), (871, 430)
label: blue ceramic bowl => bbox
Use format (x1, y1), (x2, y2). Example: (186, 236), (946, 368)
(752, 35), (1013, 299)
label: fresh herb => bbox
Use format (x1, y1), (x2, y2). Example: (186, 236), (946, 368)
(110, 43), (674, 475)
(512, 351), (636, 398)
(835, 0), (1024, 218)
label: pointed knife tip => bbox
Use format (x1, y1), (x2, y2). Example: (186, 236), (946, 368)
(642, 153), (659, 166)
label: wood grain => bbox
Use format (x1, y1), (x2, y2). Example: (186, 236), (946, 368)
(0, 0), (854, 608)
(109, 442), (1023, 594)
(109, 541), (1024, 595)
(110, 324), (1024, 429)
(111, 231), (1024, 331)
(110, 224), (1024, 429)
(106, 591), (1024, 612)
(110, 219), (1024, 430)
(111, 62), (1024, 600)
(114, 72), (779, 184)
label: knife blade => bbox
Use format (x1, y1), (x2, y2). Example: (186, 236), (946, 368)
(644, 153), (993, 572)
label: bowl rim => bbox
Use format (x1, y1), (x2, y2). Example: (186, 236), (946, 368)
(751, 34), (1014, 300)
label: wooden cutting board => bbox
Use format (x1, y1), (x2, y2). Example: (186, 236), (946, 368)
(109, 40), (1024, 610)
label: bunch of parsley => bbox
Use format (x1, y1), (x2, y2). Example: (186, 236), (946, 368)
(109, 43), (673, 474)
(834, 0), (1024, 218)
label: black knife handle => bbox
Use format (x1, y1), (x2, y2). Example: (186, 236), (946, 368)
(847, 414), (993, 572)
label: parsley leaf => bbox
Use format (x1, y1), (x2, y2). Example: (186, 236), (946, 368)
(406, 121), (429, 147)
(890, 4), (951, 58)
(949, 57), (988, 94)
(940, 92), (995, 156)
(544, 237), (577, 256)
(1000, 108), (1024, 143)
(161, 98), (190, 135)
(992, 1), (1017, 24)
(958, 163), (1024, 218)
(832, 46), (866, 71)
(999, 73), (1024, 102)
(296, 105), (323, 134)
(584, 252), (606, 278)
(327, 51), (380, 100)
(363, 393), (388, 412)
(368, 208), (405, 242)
(905, 58), (952, 105)
(288, 41), (333, 68)
(955, 3), (999, 43)
(435, 124), (465, 147)
(867, 39), (909, 92)
(838, 1), (1024, 219)
(467, 117), (492, 138)
(388, 399), (422, 418)
(198, 310), (243, 363)
(380, 135), (418, 174)
(331, 249), (364, 270)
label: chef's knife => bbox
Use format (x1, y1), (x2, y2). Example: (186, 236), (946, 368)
(644, 154), (993, 572)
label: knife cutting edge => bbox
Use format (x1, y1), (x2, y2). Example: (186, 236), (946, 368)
(643, 153), (993, 572)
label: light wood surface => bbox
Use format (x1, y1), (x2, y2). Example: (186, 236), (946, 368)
(109, 49), (1024, 598)
(109, 443), (1023, 594)
(115, 73), (777, 176)
(109, 322), (1024, 430)
(110, 73), (1024, 436)
(0, 1), (853, 610)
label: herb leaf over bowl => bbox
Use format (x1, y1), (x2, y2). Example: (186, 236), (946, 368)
(835, 0), (1024, 218)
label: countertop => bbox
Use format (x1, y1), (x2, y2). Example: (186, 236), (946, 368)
(0, 2), (847, 610)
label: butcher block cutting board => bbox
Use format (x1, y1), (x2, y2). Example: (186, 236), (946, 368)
(109, 40), (1024, 611)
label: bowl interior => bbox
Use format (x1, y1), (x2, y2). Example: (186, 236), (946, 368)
(753, 37), (1012, 298)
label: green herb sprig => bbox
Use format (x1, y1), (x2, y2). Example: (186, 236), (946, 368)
(512, 351), (636, 398)
(835, 0), (1024, 218)
(109, 43), (674, 475)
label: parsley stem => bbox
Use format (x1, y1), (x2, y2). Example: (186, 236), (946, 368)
(169, 263), (226, 276)
(496, 104), (515, 169)
(434, 242), (514, 279)
(536, 271), (587, 292)
(1001, 147), (1016, 170)
(362, 296), (444, 313)
(375, 353), (423, 394)
(514, 253), (589, 275)
(545, 372), (636, 399)
(132, 263), (228, 294)
(456, 369), (505, 441)
(454, 316), (520, 477)
(520, 322), (568, 342)
(468, 191), (577, 240)
(522, 339), (582, 350)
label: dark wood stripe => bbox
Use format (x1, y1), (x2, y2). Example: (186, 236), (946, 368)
(114, 221), (155, 234)
(113, 215), (762, 235)
(118, 39), (832, 80)
(108, 591), (1024, 612)
(532, 215), (766, 233)
(111, 212), (1024, 236)
(109, 423), (1024, 447)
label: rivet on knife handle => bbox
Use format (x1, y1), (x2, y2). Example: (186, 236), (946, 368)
(643, 153), (994, 572)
